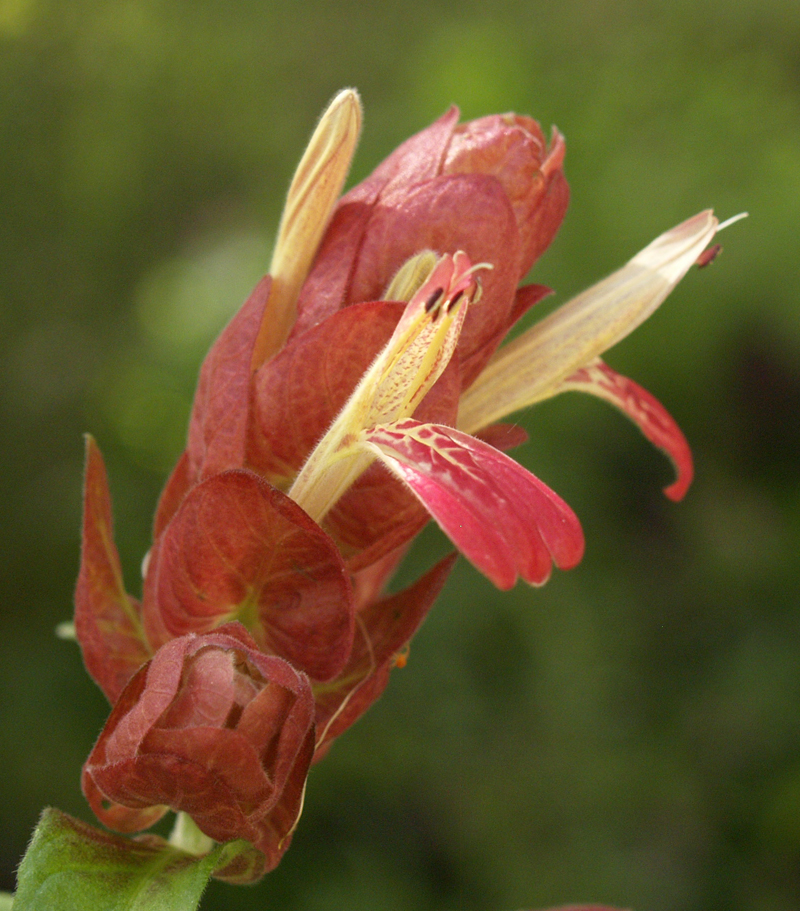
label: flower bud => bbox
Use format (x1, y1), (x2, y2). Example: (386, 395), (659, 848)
(82, 625), (315, 874)
(251, 88), (362, 366)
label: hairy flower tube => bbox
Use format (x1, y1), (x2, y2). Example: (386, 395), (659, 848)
(75, 88), (736, 876)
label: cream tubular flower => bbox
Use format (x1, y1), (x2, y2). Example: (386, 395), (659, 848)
(289, 252), (478, 524)
(459, 211), (725, 432)
(251, 89), (363, 367)
(458, 211), (745, 500)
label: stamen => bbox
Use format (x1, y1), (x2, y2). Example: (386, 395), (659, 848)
(717, 212), (749, 232)
(424, 287), (444, 313)
(471, 275), (484, 306)
(447, 289), (465, 311)
(697, 244), (722, 268)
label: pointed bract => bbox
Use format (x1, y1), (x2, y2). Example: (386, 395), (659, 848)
(188, 276), (271, 479)
(75, 437), (151, 703)
(313, 554), (457, 757)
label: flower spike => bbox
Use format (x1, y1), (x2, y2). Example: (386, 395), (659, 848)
(71, 94), (738, 884)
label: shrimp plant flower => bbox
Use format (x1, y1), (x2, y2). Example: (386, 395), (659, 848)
(72, 88), (743, 879)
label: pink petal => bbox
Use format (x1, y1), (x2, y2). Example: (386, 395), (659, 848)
(363, 420), (584, 589)
(561, 358), (693, 501)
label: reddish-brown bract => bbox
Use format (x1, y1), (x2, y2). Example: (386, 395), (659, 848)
(75, 104), (584, 876)
(82, 626), (314, 873)
(75, 437), (151, 704)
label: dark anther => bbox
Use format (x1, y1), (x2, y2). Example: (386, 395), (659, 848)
(697, 243), (722, 268)
(447, 289), (465, 311)
(424, 287), (444, 312)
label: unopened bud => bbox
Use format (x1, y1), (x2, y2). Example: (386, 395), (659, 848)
(252, 89), (363, 367)
(384, 250), (438, 302)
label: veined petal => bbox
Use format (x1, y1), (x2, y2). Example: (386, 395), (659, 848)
(289, 252), (481, 522)
(361, 419), (584, 589)
(458, 210), (719, 433)
(559, 358), (694, 501)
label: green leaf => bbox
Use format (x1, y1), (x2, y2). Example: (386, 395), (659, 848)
(0, 892), (14, 910)
(14, 808), (249, 911)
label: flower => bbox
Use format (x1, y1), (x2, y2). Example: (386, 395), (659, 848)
(82, 624), (315, 876)
(459, 209), (725, 501)
(75, 89), (736, 870)
(286, 250), (584, 590)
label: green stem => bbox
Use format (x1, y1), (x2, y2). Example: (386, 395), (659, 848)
(168, 813), (214, 856)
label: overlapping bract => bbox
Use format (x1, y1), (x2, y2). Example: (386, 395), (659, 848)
(82, 626), (314, 874)
(75, 91), (723, 877)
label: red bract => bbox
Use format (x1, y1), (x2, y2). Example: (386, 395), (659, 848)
(82, 625), (314, 877)
(75, 436), (151, 704)
(76, 90), (731, 875)
(142, 469), (354, 683)
(288, 109), (568, 386)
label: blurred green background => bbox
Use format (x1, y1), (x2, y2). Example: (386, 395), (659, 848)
(2, 1), (798, 909)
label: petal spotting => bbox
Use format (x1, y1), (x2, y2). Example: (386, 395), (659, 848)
(289, 251), (483, 524)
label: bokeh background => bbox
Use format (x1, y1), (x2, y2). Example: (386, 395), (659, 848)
(2, 1), (798, 909)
